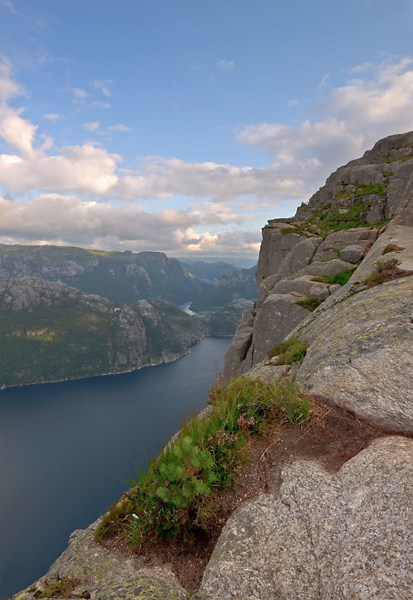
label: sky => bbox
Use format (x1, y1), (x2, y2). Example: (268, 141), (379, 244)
(1, 1), (413, 259)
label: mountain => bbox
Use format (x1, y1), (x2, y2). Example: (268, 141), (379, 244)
(178, 260), (240, 282)
(190, 267), (258, 312)
(200, 298), (254, 336)
(177, 256), (257, 269)
(0, 246), (202, 306)
(0, 278), (204, 387)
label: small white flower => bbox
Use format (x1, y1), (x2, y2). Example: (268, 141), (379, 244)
(132, 513), (139, 519)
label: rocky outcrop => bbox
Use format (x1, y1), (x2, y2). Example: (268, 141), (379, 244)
(0, 278), (204, 387)
(13, 520), (188, 600)
(224, 131), (413, 387)
(199, 436), (413, 600)
(296, 276), (413, 432)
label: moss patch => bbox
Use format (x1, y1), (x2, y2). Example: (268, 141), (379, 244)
(267, 336), (309, 364)
(295, 297), (323, 312)
(312, 267), (357, 287)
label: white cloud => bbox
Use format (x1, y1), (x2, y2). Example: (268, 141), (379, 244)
(1, 1), (18, 14)
(1, 56), (413, 256)
(0, 193), (260, 255)
(0, 56), (23, 101)
(218, 60), (235, 71)
(92, 79), (113, 97)
(44, 113), (63, 121)
(72, 88), (88, 104)
(107, 123), (133, 132)
(84, 121), (100, 132)
(91, 100), (112, 109)
(0, 105), (38, 156)
(237, 58), (413, 186)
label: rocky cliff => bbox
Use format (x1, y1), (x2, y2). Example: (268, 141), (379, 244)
(0, 278), (204, 387)
(12, 132), (413, 600)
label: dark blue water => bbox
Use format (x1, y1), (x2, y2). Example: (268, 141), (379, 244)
(0, 337), (230, 599)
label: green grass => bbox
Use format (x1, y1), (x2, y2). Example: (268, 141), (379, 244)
(295, 297), (323, 312)
(267, 336), (309, 364)
(385, 153), (413, 163)
(289, 182), (391, 238)
(94, 376), (312, 546)
(312, 267), (357, 287)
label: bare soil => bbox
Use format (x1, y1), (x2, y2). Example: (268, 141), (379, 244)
(100, 397), (394, 593)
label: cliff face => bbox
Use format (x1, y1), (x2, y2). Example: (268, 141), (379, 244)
(0, 278), (204, 387)
(224, 131), (413, 414)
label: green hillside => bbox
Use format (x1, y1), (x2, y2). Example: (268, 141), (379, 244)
(0, 278), (204, 387)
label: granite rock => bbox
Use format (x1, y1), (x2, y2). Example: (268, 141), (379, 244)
(200, 436), (413, 600)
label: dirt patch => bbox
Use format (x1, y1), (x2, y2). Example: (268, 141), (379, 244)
(100, 397), (395, 593)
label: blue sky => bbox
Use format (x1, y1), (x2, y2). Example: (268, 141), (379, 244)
(1, 0), (413, 258)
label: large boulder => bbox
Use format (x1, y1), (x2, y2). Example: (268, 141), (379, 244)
(297, 275), (413, 433)
(255, 229), (303, 283)
(250, 295), (310, 364)
(200, 436), (413, 600)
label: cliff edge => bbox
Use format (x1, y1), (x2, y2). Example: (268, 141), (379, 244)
(12, 131), (413, 600)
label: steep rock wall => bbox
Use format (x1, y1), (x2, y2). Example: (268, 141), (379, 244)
(224, 131), (413, 393)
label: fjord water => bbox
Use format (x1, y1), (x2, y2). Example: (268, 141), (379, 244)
(0, 337), (231, 599)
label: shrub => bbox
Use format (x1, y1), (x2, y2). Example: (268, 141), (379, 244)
(382, 244), (404, 255)
(363, 258), (405, 287)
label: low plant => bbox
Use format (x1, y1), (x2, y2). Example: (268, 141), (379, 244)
(382, 244), (404, 255)
(363, 258), (409, 287)
(95, 376), (312, 547)
(295, 297), (323, 312)
(29, 578), (81, 599)
(267, 336), (309, 364)
(312, 267), (357, 287)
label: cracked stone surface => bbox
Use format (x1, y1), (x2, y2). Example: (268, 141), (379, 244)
(200, 436), (413, 600)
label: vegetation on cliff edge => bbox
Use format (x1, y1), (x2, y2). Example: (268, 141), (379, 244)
(95, 376), (312, 546)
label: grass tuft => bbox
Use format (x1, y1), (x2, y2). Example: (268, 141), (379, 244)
(312, 267), (357, 286)
(363, 258), (410, 287)
(267, 336), (309, 364)
(295, 297), (323, 312)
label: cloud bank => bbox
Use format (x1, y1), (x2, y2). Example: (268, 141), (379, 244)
(1, 57), (413, 255)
